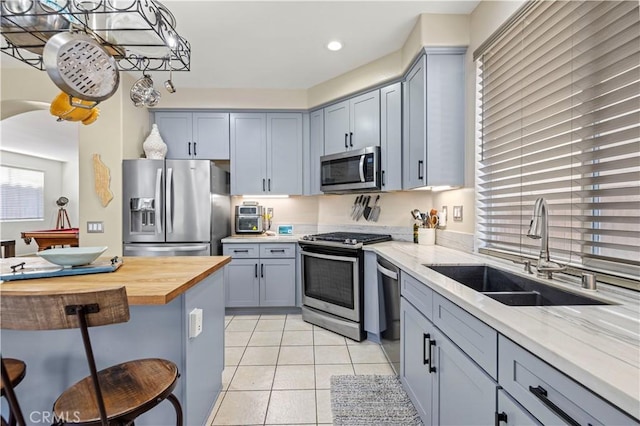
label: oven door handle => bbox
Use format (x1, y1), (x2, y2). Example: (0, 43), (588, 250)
(359, 155), (366, 182)
(300, 250), (358, 263)
(376, 263), (398, 280)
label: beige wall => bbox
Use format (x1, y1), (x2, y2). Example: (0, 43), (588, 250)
(153, 88), (308, 110)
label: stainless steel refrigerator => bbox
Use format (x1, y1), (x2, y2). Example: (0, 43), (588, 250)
(122, 159), (230, 256)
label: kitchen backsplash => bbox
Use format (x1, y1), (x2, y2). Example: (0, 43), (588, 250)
(230, 191), (475, 251)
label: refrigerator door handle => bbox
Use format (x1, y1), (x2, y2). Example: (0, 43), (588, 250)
(155, 168), (163, 234)
(124, 245), (210, 252)
(166, 167), (174, 234)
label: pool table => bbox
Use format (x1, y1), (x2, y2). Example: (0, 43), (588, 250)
(20, 228), (79, 251)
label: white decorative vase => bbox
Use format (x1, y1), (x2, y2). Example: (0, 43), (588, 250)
(143, 124), (167, 159)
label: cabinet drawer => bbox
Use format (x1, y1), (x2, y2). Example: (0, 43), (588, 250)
(223, 244), (260, 258)
(432, 293), (497, 379)
(498, 336), (636, 425)
(260, 243), (296, 258)
(400, 271), (432, 320)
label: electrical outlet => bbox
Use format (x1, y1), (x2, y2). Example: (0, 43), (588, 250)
(267, 207), (274, 217)
(189, 308), (203, 338)
(87, 221), (104, 233)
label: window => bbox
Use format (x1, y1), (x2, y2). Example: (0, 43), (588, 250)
(475, 1), (639, 280)
(0, 165), (44, 221)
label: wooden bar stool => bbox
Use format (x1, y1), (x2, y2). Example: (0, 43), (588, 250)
(0, 287), (183, 426)
(1, 357), (27, 426)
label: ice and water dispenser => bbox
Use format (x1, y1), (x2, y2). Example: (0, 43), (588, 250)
(129, 197), (156, 233)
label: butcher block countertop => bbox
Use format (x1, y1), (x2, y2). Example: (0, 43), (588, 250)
(0, 256), (231, 305)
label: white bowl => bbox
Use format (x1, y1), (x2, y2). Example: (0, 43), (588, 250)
(37, 246), (108, 267)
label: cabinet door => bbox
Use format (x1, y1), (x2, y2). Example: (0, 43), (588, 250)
(426, 53), (464, 186)
(307, 109), (324, 195)
(225, 258), (260, 307)
(155, 112), (193, 159)
(193, 112), (230, 160)
(259, 258), (296, 307)
(400, 297), (434, 424)
(267, 113), (302, 195)
(349, 90), (380, 150)
(402, 55), (426, 189)
(230, 113), (267, 195)
(497, 390), (542, 426)
(380, 83), (402, 191)
(433, 327), (497, 426)
(324, 100), (350, 155)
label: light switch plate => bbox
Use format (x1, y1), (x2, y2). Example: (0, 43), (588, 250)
(189, 308), (203, 338)
(87, 221), (104, 233)
(453, 206), (463, 221)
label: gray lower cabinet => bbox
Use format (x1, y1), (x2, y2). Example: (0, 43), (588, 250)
(380, 82), (402, 191)
(154, 111), (230, 160)
(400, 271), (497, 426)
(497, 389), (542, 426)
(402, 48), (465, 189)
(230, 113), (302, 195)
(223, 243), (296, 307)
(498, 335), (638, 425)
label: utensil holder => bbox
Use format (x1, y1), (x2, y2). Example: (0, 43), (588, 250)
(418, 228), (435, 246)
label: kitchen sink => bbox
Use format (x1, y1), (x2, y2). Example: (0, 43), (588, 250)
(425, 265), (610, 307)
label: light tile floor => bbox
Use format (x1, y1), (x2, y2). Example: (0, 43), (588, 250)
(208, 313), (395, 425)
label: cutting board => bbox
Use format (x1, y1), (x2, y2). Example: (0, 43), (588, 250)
(0, 257), (123, 281)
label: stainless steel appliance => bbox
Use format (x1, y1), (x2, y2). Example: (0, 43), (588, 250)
(299, 232), (392, 341)
(320, 146), (381, 193)
(235, 204), (264, 234)
(122, 159), (230, 256)
(377, 255), (400, 374)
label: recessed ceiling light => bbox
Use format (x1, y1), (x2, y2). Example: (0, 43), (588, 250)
(327, 41), (342, 51)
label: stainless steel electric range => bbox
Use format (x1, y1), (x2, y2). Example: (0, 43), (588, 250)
(298, 232), (392, 341)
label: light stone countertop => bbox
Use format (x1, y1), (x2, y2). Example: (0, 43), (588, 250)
(222, 234), (303, 243)
(365, 241), (640, 420)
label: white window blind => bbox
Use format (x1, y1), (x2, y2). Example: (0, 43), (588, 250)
(476, 1), (640, 278)
(0, 166), (44, 221)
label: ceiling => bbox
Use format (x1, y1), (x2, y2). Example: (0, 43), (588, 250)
(142, 1), (480, 90)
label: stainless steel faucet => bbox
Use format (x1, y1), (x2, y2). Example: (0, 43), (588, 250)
(526, 197), (566, 279)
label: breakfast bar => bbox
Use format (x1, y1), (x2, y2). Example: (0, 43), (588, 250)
(0, 256), (230, 426)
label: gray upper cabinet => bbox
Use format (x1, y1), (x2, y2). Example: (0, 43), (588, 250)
(402, 48), (465, 189)
(230, 113), (302, 195)
(306, 109), (324, 195)
(380, 82), (402, 191)
(230, 113), (267, 195)
(155, 111), (230, 160)
(323, 89), (380, 156)
(267, 113), (303, 195)
(324, 100), (350, 155)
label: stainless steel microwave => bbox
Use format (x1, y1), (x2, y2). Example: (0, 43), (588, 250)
(320, 146), (380, 193)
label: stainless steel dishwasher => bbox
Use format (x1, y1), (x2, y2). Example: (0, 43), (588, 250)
(377, 255), (400, 374)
